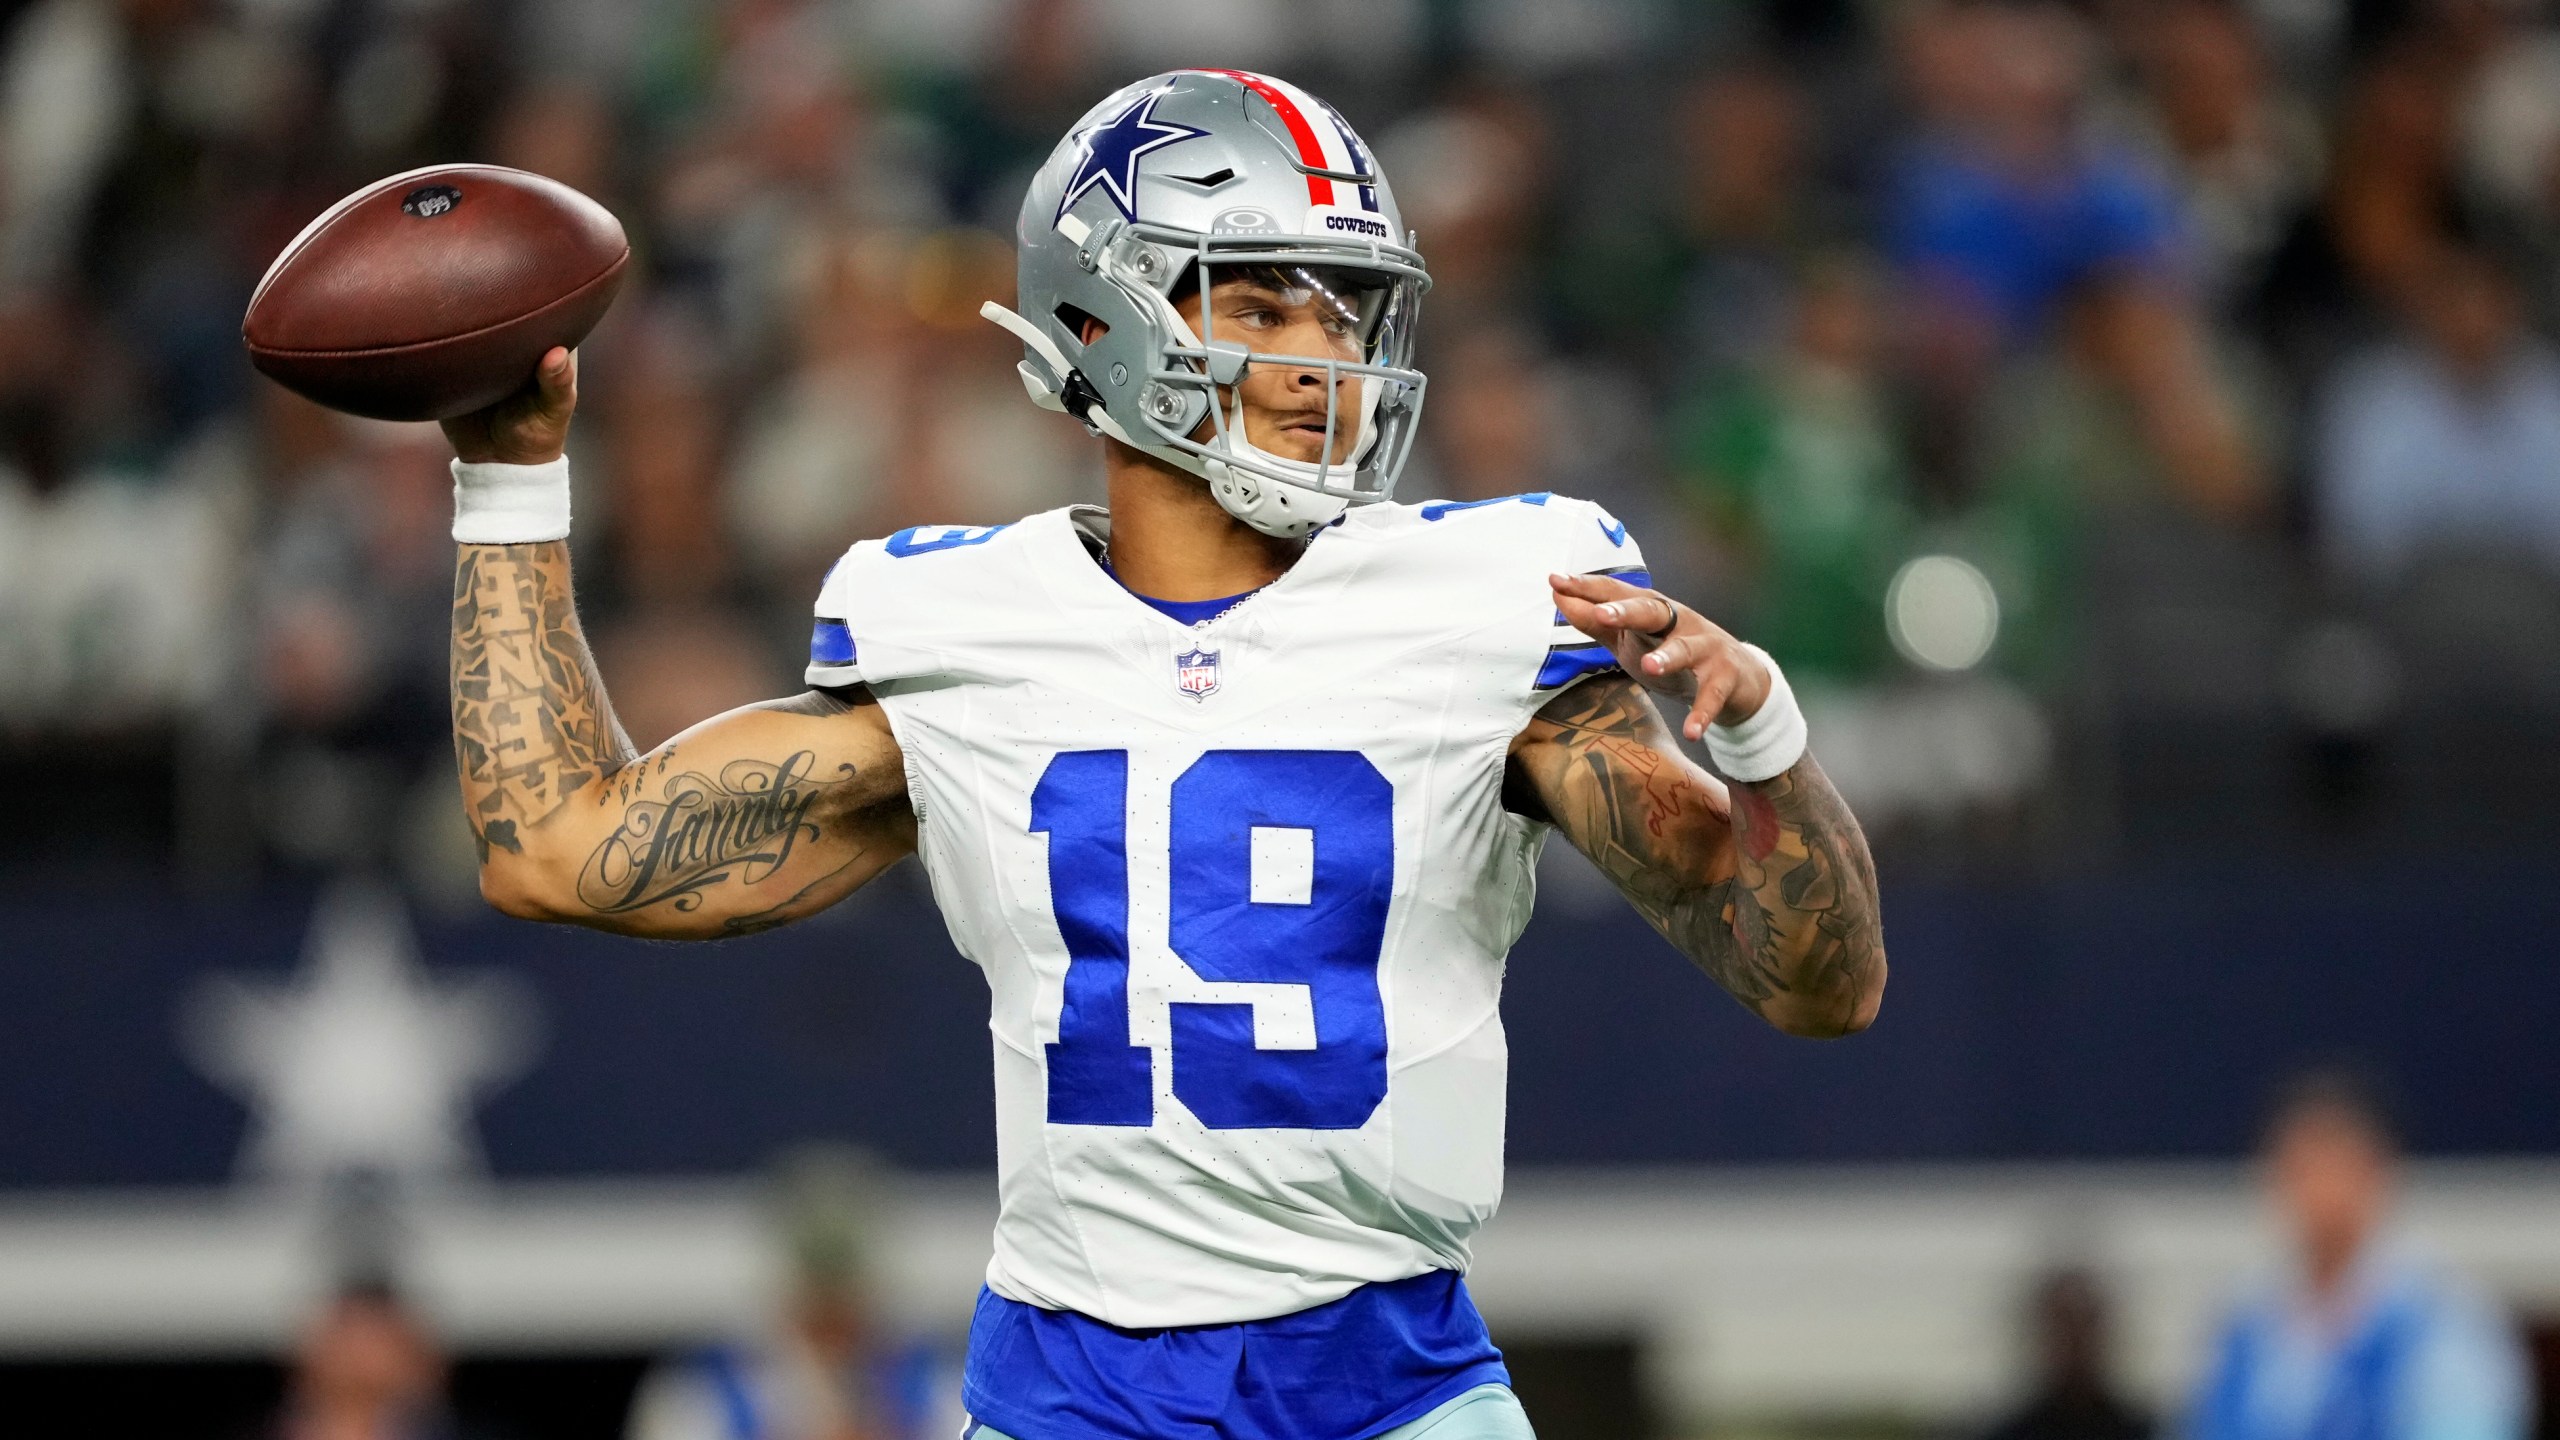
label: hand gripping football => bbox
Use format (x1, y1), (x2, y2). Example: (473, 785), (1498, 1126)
(243, 164), (629, 421)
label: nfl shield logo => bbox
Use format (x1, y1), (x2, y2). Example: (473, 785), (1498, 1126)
(1174, 646), (1220, 700)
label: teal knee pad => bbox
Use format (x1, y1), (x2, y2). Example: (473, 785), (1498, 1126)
(1375, 1383), (1536, 1440)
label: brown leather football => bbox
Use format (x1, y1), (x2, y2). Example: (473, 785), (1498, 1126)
(243, 165), (629, 421)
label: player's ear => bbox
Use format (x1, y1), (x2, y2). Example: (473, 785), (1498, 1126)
(1079, 315), (1108, 345)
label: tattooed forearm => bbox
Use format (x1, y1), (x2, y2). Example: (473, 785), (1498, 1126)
(1720, 754), (1885, 1033)
(577, 751), (857, 914)
(451, 543), (636, 859)
(449, 542), (907, 937)
(1516, 674), (1885, 1036)
(1518, 678), (1759, 986)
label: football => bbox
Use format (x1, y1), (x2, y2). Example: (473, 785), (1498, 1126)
(242, 164), (628, 422)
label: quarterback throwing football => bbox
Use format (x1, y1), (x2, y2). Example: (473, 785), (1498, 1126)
(442, 70), (1884, 1440)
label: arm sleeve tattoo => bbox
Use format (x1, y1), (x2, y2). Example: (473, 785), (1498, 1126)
(451, 542), (893, 934)
(1513, 673), (1886, 1036)
(450, 542), (635, 860)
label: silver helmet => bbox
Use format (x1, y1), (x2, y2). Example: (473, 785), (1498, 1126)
(982, 69), (1429, 538)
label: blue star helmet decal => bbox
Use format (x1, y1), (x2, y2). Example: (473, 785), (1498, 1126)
(1056, 85), (1210, 226)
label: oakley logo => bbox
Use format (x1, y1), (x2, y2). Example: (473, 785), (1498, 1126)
(1213, 206), (1280, 234)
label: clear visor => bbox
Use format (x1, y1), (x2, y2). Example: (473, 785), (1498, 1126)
(1247, 264), (1392, 347)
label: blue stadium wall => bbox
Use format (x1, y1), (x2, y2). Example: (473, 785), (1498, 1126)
(5, 857), (2557, 1187)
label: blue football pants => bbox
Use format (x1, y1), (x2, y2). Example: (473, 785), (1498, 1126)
(963, 1381), (1536, 1439)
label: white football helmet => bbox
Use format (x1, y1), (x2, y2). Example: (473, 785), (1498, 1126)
(983, 69), (1430, 539)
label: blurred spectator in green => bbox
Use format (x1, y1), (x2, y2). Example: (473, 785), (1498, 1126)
(1671, 229), (2079, 692)
(1671, 242), (2061, 830)
(2187, 1071), (2528, 1440)
(1574, 55), (1854, 381)
(1979, 1266), (2149, 1440)
(2314, 239), (2560, 582)
(1391, 80), (1663, 530)
(1670, 251), (1907, 684)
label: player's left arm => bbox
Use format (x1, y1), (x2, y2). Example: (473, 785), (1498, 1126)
(1506, 574), (1885, 1038)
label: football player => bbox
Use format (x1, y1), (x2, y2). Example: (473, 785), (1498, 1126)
(443, 70), (1883, 1440)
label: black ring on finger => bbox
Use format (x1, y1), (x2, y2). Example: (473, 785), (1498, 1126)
(1639, 597), (1680, 641)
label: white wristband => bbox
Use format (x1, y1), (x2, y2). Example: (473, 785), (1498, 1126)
(451, 456), (572, 544)
(1705, 644), (1808, 783)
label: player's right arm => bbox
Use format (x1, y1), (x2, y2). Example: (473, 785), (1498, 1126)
(1511, 569), (1885, 1039)
(444, 350), (913, 939)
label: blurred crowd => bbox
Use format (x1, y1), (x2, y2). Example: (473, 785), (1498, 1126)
(1979, 1072), (2531, 1440)
(238, 1075), (2538, 1440)
(7, 0), (2560, 889)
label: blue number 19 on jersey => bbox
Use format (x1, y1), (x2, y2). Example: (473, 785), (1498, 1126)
(1029, 749), (1394, 1131)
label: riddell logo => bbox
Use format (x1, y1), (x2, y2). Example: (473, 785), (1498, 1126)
(1323, 213), (1390, 238)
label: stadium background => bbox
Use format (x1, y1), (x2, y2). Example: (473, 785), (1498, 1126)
(3, 0), (2559, 1434)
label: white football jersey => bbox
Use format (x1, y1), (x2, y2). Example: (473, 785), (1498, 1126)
(807, 494), (1646, 1329)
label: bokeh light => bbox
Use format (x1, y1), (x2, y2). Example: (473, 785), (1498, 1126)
(1884, 553), (2000, 673)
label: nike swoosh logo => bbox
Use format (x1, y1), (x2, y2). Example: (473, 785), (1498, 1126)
(1597, 517), (1628, 547)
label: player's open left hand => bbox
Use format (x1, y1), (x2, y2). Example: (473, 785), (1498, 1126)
(1549, 571), (1773, 743)
(440, 346), (576, 465)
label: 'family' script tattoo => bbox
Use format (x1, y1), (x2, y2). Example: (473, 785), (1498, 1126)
(576, 751), (856, 914)
(451, 543), (631, 859)
(449, 542), (901, 937)
(1516, 673), (1884, 1033)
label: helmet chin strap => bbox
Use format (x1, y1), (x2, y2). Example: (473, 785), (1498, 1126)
(1196, 379), (1385, 540)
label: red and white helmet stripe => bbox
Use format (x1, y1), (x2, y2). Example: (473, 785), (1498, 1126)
(1192, 69), (1378, 211)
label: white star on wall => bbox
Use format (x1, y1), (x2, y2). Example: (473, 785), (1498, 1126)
(186, 879), (540, 1187)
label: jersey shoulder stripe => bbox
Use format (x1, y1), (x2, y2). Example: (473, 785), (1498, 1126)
(804, 516), (1056, 687)
(1536, 562), (1648, 691)
(810, 617), (856, 666)
(1414, 491), (1552, 521)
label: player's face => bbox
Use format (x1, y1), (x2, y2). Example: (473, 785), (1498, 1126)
(1181, 273), (1369, 467)
(2271, 1107), (2390, 1272)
